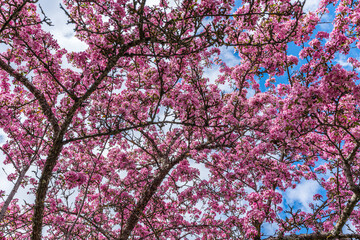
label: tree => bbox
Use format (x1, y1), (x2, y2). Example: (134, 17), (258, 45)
(0, 0), (360, 239)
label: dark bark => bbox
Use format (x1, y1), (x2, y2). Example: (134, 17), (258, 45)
(31, 138), (64, 240)
(331, 193), (360, 236)
(119, 160), (174, 240)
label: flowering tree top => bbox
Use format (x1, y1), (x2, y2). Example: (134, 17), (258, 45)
(1, 0), (360, 239)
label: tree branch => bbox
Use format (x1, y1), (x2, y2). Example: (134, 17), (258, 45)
(0, 59), (59, 133)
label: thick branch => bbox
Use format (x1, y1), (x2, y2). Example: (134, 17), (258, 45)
(118, 158), (174, 240)
(341, 144), (360, 193)
(31, 138), (64, 240)
(0, 59), (59, 133)
(330, 192), (360, 236)
(118, 132), (237, 239)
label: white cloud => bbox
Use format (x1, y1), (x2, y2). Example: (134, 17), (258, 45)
(303, 0), (321, 12)
(246, 88), (255, 98)
(0, 129), (7, 144)
(218, 46), (239, 67)
(262, 222), (279, 237)
(38, 0), (88, 52)
(284, 180), (320, 212)
(50, 31), (88, 53)
(189, 160), (210, 180)
(343, 221), (357, 234)
(336, 54), (354, 70)
(146, 0), (180, 7)
(146, 0), (161, 6)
